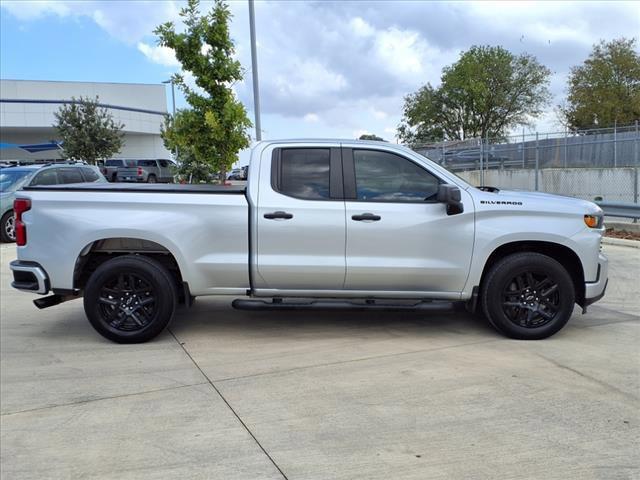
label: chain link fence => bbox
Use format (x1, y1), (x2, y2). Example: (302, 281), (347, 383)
(413, 122), (640, 205)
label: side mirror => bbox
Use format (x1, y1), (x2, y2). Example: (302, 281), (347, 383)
(437, 184), (463, 215)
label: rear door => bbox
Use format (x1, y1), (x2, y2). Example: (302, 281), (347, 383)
(254, 145), (346, 291)
(342, 147), (475, 295)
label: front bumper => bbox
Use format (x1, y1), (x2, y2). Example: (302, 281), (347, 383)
(584, 253), (608, 307)
(10, 260), (50, 294)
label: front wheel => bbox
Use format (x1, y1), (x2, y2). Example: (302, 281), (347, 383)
(481, 253), (575, 340)
(1, 211), (15, 243)
(83, 255), (176, 343)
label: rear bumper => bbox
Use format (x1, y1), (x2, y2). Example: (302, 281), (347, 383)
(10, 260), (50, 294)
(584, 253), (608, 306)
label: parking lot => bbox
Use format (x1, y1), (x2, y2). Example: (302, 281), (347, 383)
(1, 243), (638, 480)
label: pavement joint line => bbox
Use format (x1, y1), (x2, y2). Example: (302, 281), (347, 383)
(0, 381), (208, 417)
(533, 352), (639, 403)
(212, 337), (501, 384)
(168, 328), (289, 480)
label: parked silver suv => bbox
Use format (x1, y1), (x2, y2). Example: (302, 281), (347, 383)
(116, 159), (175, 183)
(1, 163), (106, 242)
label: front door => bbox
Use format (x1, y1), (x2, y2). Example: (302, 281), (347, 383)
(254, 145), (346, 291)
(343, 148), (475, 295)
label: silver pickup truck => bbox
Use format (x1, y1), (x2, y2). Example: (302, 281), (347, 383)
(10, 140), (608, 343)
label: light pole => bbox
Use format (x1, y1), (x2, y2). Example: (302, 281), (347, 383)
(248, 0), (262, 141)
(162, 79), (178, 161)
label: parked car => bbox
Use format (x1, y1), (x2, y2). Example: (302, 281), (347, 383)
(101, 159), (136, 182)
(0, 163), (106, 242)
(116, 159), (174, 183)
(10, 140), (607, 343)
(227, 168), (246, 180)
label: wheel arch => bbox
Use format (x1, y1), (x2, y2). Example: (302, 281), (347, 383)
(72, 237), (190, 304)
(478, 240), (585, 308)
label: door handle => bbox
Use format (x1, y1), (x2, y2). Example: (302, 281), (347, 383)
(351, 213), (381, 221)
(264, 211), (294, 220)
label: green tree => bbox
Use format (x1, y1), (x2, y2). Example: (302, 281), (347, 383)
(398, 46), (551, 146)
(53, 96), (124, 164)
(155, 0), (251, 181)
(358, 133), (386, 141)
(561, 38), (640, 130)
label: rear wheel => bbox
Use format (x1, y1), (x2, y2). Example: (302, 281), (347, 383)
(83, 255), (176, 343)
(147, 174), (157, 183)
(481, 253), (575, 340)
(1, 211), (15, 243)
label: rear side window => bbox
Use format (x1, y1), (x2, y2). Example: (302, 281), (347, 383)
(353, 150), (441, 202)
(138, 160), (157, 167)
(276, 148), (331, 200)
(57, 168), (84, 184)
(80, 167), (100, 182)
(30, 169), (57, 186)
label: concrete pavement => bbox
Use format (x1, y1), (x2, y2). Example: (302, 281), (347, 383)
(1, 244), (638, 479)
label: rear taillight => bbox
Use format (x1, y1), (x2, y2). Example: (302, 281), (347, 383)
(137, 167), (143, 176)
(13, 198), (31, 246)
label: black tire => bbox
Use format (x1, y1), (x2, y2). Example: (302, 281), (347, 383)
(83, 255), (176, 343)
(147, 174), (157, 183)
(481, 253), (575, 340)
(1, 211), (15, 243)
(111, 173), (117, 182)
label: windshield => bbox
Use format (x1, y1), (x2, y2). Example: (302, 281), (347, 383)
(0, 170), (34, 193)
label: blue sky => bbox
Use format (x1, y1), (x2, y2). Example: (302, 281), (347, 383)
(1, 1), (639, 143)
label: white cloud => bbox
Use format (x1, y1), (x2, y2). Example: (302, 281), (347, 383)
(350, 17), (375, 37)
(0, 0), (72, 20)
(1, 0), (181, 44)
(304, 113), (320, 123)
(372, 108), (388, 120)
(273, 60), (348, 98)
(137, 42), (180, 67)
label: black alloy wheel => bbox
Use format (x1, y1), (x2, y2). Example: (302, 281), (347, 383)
(84, 255), (176, 343)
(481, 252), (575, 340)
(501, 270), (560, 328)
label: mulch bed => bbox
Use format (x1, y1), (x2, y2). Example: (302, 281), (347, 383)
(605, 228), (640, 241)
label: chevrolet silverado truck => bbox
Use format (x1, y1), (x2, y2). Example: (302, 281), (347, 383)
(10, 140), (608, 343)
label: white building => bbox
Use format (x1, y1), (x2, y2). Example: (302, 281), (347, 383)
(0, 79), (171, 162)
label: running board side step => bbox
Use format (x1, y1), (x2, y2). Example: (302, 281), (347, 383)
(232, 298), (457, 312)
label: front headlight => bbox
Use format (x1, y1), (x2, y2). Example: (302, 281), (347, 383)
(584, 214), (603, 228)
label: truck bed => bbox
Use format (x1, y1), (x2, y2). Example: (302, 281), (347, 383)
(23, 183), (246, 194)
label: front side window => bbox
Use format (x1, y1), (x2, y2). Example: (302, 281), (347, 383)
(278, 148), (331, 200)
(30, 169), (58, 186)
(57, 168), (84, 184)
(353, 150), (440, 202)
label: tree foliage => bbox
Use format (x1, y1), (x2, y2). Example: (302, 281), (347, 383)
(155, 0), (252, 180)
(561, 38), (640, 130)
(53, 96), (124, 164)
(398, 46), (551, 146)
(358, 133), (386, 141)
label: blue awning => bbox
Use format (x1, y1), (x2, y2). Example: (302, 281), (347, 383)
(0, 141), (62, 152)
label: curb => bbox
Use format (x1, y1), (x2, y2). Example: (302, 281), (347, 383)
(602, 237), (640, 249)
